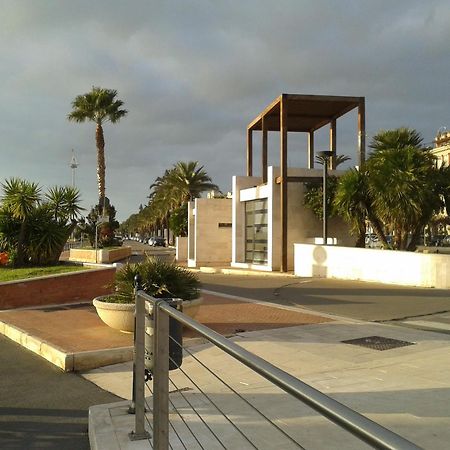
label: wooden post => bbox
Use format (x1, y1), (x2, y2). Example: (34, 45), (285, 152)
(358, 99), (366, 168)
(308, 131), (315, 169)
(247, 128), (253, 176)
(329, 119), (337, 169)
(280, 96), (288, 272)
(262, 116), (268, 183)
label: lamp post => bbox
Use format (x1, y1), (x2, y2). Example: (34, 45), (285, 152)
(69, 149), (78, 187)
(317, 151), (333, 245)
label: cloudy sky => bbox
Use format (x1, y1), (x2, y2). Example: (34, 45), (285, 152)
(1, 1), (449, 221)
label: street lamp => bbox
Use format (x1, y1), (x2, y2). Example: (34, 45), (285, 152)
(69, 149), (78, 187)
(317, 151), (333, 245)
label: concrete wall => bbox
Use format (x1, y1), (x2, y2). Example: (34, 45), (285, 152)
(69, 246), (131, 264)
(294, 244), (450, 288)
(176, 236), (188, 262)
(188, 198), (232, 267)
(0, 267), (116, 309)
(232, 167), (355, 272)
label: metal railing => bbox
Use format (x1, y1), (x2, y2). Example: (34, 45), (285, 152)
(130, 288), (422, 450)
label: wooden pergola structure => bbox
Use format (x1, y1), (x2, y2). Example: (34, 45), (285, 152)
(246, 94), (365, 272)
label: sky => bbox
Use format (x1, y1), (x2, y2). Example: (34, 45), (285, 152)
(1, 1), (449, 221)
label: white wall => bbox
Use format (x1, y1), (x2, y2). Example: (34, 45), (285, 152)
(176, 236), (188, 262)
(294, 244), (450, 288)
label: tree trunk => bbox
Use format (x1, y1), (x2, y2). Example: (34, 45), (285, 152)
(367, 211), (389, 248)
(49, 221), (78, 264)
(355, 220), (366, 248)
(96, 123), (106, 211)
(15, 221), (27, 267)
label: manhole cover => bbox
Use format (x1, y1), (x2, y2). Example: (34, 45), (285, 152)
(342, 336), (415, 351)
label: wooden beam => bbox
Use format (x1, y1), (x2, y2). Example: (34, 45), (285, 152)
(275, 176), (322, 184)
(308, 131), (315, 168)
(329, 119), (337, 169)
(247, 128), (253, 176)
(358, 99), (366, 168)
(280, 95), (288, 273)
(262, 116), (268, 183)
(248, 95), (281, 130)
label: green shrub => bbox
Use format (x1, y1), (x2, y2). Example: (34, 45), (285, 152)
(107, 256), (201, 304)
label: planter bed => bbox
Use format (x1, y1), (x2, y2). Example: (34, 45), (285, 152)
(69, 246), (131, 264)
(0, 267), (116, 310)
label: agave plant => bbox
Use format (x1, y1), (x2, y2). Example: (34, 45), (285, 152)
(108, 256), (201, 304)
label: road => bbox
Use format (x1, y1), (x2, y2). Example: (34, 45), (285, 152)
(198, 273), (450, 324)
(0, 335), (120, 449)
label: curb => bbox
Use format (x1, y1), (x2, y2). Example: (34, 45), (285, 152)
(0, 319), (133, 371)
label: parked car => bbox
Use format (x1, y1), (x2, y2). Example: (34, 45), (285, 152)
(148, 236), (166, 247)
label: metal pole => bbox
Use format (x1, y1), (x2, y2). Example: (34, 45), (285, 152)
(323, 160), (328, 245)
(94, 223), (98, 263)
(129, 283), (150, 441)
(153, 299), (170, 450)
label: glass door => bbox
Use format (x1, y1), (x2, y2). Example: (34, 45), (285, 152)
(245, 199), (268, 264)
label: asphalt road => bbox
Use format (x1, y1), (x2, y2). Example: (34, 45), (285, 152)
(198, 273), (450, 322)
(0, 335), (120, 450)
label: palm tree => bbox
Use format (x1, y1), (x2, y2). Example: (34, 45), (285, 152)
(367, 129), (440, 250)
(315, 154), (351, 168)
(1, 178), (41, 266)
(334, 168), (388, 248)
(68, 87), (127, 210)
(169, 161), (219, 202)
(369, 127), (424, 152)
(0, 179), (83, 266)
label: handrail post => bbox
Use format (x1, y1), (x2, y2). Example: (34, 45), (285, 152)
(129, 277), (150, 441)
(153, 299), (170, 450)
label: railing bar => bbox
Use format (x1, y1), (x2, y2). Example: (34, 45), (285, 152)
(146, 381), (184, 450)
(149, 379), (203, 449)
(143, 296), (420, 450)
(170, 335), (305, 449)
(168, 373), (221, 450)
(169, 356), (256, 450)
(143, 399), (155, 446)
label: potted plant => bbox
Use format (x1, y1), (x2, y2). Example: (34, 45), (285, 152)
(93, 256), (202, 332)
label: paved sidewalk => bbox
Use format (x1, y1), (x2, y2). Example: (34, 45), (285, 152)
(86, 294), (450, 450)
(0, 291), (331, 371)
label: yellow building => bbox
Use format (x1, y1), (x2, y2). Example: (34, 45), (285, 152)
(432, 128), (450, 167)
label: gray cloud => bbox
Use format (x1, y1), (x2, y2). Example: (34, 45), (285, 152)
(0, 0), (449, 220)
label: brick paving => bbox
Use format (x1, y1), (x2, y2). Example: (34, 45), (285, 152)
(0, 292), (332, 355)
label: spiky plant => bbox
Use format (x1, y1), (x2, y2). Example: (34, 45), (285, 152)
(109, 257), (201, 304)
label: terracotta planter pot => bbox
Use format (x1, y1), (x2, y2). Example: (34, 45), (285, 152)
(93, 296), (203, 333)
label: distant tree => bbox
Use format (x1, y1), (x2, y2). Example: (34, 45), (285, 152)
(84, 201), (120, 247)
(68, 87), (127, 210)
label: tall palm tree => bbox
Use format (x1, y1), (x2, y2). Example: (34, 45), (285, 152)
(68, 87), (127, 210)
(169, 161), (219, 202)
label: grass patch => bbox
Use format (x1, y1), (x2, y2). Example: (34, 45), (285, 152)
(0, 265), (91, 282)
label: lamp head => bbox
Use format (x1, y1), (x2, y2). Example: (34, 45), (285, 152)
(317, 151), (333, 158)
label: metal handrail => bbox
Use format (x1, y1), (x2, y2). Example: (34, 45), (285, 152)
(134, 290), (422, 450)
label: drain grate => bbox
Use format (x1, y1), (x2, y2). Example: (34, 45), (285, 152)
(342, 336), (415, 351)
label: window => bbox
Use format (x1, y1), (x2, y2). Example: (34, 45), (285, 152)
(245, 199), (268, 264)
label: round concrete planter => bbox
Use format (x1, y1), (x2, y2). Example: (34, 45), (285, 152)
(93, 296), (203, 333)
(93, 297), (135, 333)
